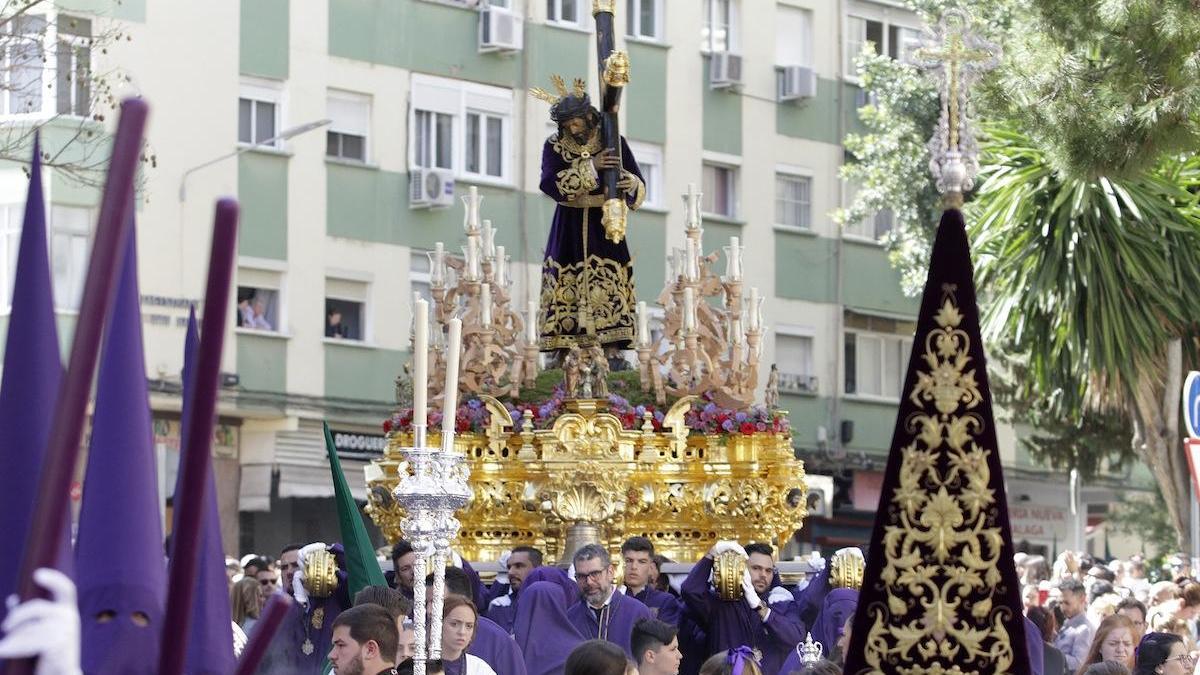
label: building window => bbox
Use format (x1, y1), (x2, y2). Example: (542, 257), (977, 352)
(326, 90), (370, 163)
(775, 5), (812, 68)
(628, 141), (663, 208)
(413, 110), (454, 170)
(411, 250), (432, 304)
(846, 15), (921, 75)
(238, 81), (281, 147)
(626, 0), (661, 40)
(410, 74), (514, 182)
(776, 332), (816, 394)
(326, 278), (368, 341)
(702, 162), (737, 218)
(701, 0), (736, 53)
(49, 205), (89, 311)
(775, 173), (811, 230)
(2, 15), (46, 115)
(844, 331), (912, 398)
(236, 267), (283, 333)
(843, 182), (894, 241)
(0, 205), (21, 310)
(546, 0), (581, 25)
(56, 15), (90, 116)
(465, 111), (504, 178)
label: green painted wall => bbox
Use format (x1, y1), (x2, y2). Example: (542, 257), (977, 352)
(701, 221), (741, 255)
(325, 164), (539, 259)
(527, 24), (589, 97)
(701, 59), (742, 155)
(237, 333), (287, 392)
(60, 0), (146, 22)
(775, 232), (836, 303)
(240, 0), (289, 79)
(840, 397), (900, 454)
(328, 0), (519, 87)
(325, 343), (407, 401)
(238, 152), (289, 260)
(779, 394), (829, 447)
(626, 209), (666, 304)
(842, 82), (870, 138)
(776, 77), (841, 145)
(625, 42), (667, 144)
(841, 241), (917, 317)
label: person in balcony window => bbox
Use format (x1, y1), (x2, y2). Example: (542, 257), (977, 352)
(326, 308), (350, 339)
(248, 297), (273, 331)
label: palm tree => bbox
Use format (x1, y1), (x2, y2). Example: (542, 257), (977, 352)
(969, 123), (1200, 547)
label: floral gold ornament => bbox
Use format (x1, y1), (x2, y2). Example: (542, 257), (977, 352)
(714, 550), (747, 601)
(830, 548), (865, 591)
(301, 548), (339, 598)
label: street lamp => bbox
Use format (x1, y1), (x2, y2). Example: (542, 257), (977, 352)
(178, 118), (331, 202)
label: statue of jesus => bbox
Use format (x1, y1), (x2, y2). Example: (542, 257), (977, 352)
(532, 78), (646, 360)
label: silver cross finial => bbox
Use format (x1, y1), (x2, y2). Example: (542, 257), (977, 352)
(914, 9), (1000, 206)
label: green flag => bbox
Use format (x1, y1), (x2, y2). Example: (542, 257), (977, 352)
(324, 421), (388, 599)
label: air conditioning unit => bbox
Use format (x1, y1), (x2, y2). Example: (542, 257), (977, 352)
(709, 51), (743, 89)
(409, 168), (455, 209)
(479, 5), (523, 53)
(778, 65), (818, 102)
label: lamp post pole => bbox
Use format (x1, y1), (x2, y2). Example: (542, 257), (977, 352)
(178, 118), (331, 202)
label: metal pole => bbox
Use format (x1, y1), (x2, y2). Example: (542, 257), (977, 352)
(1069, 469), (1084, 553)
(1191, 476), (1199, 572)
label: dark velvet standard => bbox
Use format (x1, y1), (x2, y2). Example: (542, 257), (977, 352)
(842, 209), (1031, 675)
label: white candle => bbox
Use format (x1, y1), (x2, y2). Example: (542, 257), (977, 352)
(432, 242), (446, 286)
(637, 301), (649, 347)
(748, 287), (760, 331)
(494, 245), (506, 285)
(441, 318), (463, 441)
(731, 317), (743, 345)
(728, 236), (741, 280)
(683, 182), (701, 230)
(463, 185), (480, 233)
(482, 219), (496, 259)
(527, 300), (538, 343)
(413, 299), (429, 432)
(466, 237), (480, 279)
(480, 283), (492, 326)
(685, 240), (699, 281)
(683, 287), (696, 331)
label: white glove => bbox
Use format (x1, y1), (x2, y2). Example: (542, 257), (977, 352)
(809, 550), (827, 572)
(835, 547), (862, 561)
(292, 566), (310, 607)
(710, 541), (748, 559)
(0, 568), (82, 675)
(567, 563), (576, 581)
(741, 569), (761, 610)
(496, 550), (512, 585)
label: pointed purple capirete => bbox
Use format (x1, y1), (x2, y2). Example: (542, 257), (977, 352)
(0, 136), (69, 629)
(171, 306), (236, 674)
(75, 222), (166, 675)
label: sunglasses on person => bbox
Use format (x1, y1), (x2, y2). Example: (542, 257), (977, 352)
(259, 577), (277, 586)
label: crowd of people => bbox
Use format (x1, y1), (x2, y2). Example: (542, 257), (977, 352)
(217, 540), (1200, 675)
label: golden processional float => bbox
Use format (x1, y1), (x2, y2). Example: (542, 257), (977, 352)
(363, 181), (808, 565)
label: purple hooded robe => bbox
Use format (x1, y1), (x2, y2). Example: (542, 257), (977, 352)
(513, 581), (586, 675)
(566, 585), (654, 660)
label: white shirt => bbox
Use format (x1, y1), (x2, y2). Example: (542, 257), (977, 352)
(465, 654), (497, 675)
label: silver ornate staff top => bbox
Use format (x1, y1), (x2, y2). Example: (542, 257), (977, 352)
(913, 9), (1000, 207)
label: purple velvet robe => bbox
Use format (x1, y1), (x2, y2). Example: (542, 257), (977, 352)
(514, 581), (586, 675)
(566, 587), (654, 660)
(681, 557), (806, 675)
(485, 588), (518, 633)
(628, 585), (683, 626)
(537, 133), (645, 351)
(467, 614), (527, 675)
(810, 588), (857, 656)
(257, 591), (346, 674)
(523, 566), (577, 606)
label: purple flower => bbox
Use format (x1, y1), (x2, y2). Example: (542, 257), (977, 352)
(756, 422), (767, 432)
(468, 399), (483, 410)
(735, 412), (748, 423)
(721, 419), (736, 432)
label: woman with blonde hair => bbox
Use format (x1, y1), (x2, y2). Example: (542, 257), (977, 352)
(1076, 614), (1136, 674)
(229, 577), (261, 633)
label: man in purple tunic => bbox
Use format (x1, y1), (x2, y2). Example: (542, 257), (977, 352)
(535, 83), (646, 361)
(432, 566), (528, 675)
(566, 543), (653, 660)
(681, 541), (805, 675)
(621, 537), (682, 626)
(258, 542), (352, 674)
(485, 545), (542, 633)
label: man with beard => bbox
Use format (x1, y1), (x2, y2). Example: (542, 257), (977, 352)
(485, 545), (542, 632)
(328, 604), (399, 675)
(681, 541), (804, 675)
(566, 543), (653, 659)
(531, 77), (646, 366)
